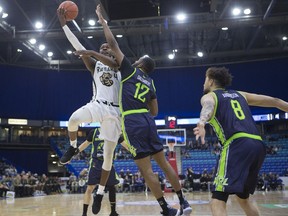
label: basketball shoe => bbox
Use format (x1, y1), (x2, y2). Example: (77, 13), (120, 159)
(109, 212), (119, 216)
(161, 206), (182, 216)
(92, 193), (103, 214)
(182, 199), (192, 215)
(59, 146), (79, 165)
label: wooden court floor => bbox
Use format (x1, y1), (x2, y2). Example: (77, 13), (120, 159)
(1, 190), (287, 216)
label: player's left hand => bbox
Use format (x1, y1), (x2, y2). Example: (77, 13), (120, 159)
(193, 122), (206, 144)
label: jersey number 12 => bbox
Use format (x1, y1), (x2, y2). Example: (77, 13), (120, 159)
(134, 82), (149, 102)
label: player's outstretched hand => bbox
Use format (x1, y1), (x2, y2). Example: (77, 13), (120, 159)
(57, 8), (67, 27)
(193, 122), (206, 144)
(95, 4), (107, 25)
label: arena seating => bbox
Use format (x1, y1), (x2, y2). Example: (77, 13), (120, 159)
(49, 136), (288, 177)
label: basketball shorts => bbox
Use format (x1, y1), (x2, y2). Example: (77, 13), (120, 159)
(87, 159), (119, 186)
(83, 100), (121, 143)
(212, 138), (266, 195)
(123, 113), (163, 159)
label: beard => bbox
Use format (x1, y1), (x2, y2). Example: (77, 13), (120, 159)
(203, 88), (210, 95)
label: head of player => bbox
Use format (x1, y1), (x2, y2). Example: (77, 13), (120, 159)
(132, 55), (155, 74)
(203, 67), (233, 95)
(99, 42), (113, 57)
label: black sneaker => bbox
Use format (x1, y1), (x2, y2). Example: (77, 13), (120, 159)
(59, 146), (79, 165)
(182, 200), (192, 215)
(92, 193), (103, 214)
(161, 206), (182, 216)
(109, 212), (119, 216)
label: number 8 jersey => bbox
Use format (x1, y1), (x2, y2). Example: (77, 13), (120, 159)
(209, 89), (261, 146)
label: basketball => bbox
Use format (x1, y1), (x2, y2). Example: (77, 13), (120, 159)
(58, 1), (78, 21)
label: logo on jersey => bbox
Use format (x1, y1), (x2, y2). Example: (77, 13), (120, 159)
(100, 72), (114, 86)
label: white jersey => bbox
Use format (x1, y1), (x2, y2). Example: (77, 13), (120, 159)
(92, 61), (121, 104)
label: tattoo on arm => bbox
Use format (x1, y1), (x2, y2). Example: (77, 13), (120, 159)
(199, 100), (214, 124)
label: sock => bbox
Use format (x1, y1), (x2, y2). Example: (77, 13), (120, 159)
(110, 202), (116, 213)
(157, 196), (169, 214)
(176, 189), (185, 205)
(97, 185), (105, 195)
(82, 204), (88, 216)
(70, 139), (77, 148)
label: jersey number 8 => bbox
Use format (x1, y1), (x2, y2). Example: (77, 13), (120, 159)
(230, 100), (246, 120)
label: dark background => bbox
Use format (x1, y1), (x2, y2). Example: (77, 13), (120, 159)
(1, 57), (287, 121)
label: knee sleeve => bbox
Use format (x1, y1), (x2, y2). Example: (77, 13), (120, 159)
(68, 107), (93, 132)
(102, 140), (117, 170)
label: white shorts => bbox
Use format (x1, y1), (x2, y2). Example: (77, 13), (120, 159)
(82, 101), (121, 143)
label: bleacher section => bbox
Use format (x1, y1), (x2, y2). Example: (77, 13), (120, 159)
(260, 138), (288, 175)
(49, 136), (288, 177)
(182, 150), (217, 174)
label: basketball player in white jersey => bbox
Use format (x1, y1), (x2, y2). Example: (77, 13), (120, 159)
(57, 8), (121, 207)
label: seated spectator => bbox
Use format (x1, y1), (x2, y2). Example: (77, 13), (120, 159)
(123, 175), (132, 192)
(200, 173), (210, 191)
(256, 174), (265, 191)
(0, 183), (9, 198)
(276, 175), (284, 191)
(132, 175), (144, 192)
(13, 174), (23, 197)
(78, 177), (86, 193)
(268, 173), (277, 191)
(185, 167), (194, 190)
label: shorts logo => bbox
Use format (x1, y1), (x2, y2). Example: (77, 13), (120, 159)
(100, 72), (114, 86)
(214, 176), (228, 187)
(128, 145), (137, 157)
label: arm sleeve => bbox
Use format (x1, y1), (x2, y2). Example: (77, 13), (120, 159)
(62, 25), (86, 51)
(86, 130), (94, 142)
(119, 56), (134, 79)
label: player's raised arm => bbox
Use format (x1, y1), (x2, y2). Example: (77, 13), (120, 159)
(239, 91), (288, 112)
(74, 50), (118, 69)
(95, 4), (125, 66)
(57, 8), (96, 73)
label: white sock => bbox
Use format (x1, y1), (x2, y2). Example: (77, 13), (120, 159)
(97, 185), (105, 195)
(70, 140), (77, 148)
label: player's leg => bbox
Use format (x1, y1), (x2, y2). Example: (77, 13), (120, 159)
(134, 155), (181, 216)
(82, 184), (96, 216)
(93, 118), (119, 214)
(234, 140), (265, 216)
(107, 185), (119, 216)
(92, 139), (117, 214)
(235, 195), (260, 216)
(153, 150), (192, 215)
(60, 105), (93, 164)
(210, 195), (228, 216)
(211, 191), (229, 216)
(97, 117), (120, 191)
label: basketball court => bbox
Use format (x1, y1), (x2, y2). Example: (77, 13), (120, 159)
(1, 190), (287, 215)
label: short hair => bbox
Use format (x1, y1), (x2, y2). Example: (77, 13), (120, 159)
(206, 67), (233, 88)
(141, 56), (155, 74)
